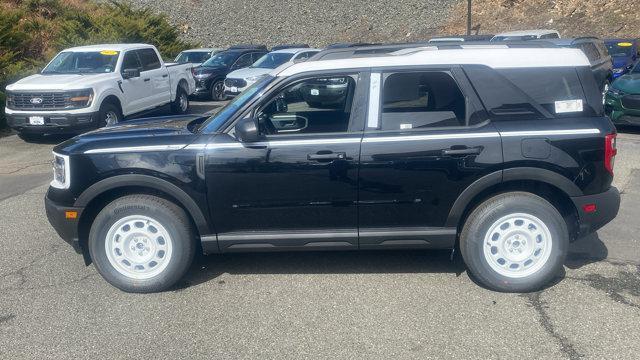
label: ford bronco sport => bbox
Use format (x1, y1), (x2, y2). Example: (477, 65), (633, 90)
(45, 45), (620, 293)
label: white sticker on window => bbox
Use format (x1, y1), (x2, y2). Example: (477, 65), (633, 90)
(555, 99), (583, 113)
(400, 123), (413, 129)
(310, 89), (319, 96)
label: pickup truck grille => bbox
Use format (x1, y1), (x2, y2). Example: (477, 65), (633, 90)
(8, 92), (69, 110)
(225, 78), (247, 88)
(621, 95), (640, 110)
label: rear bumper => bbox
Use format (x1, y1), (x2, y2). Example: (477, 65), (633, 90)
(571, 186), (620, 238)
(45, 192), (84, 254)
(6, 111), (98, 134)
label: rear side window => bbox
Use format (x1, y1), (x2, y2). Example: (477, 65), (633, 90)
(137, 48), (161, 71)
(497, 68), (585, 115)
(380, 71), (466, 130)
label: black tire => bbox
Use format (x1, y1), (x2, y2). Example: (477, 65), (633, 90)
(210, 80), (225, 101)
(97, 102), (122, 128)
(88, 194), (195, 293)
(171, 86), (189, 114)
(460, 192), (568, 292)
(17, 133), (44, 143)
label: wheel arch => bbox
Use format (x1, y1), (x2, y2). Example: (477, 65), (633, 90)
(75, 175), (211, 263)
(447, 168), (581, 239)
(101, 94), (123, 115)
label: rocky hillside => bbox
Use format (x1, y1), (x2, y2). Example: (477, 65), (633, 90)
(124, 0), (640, 46)
(123, 0), (458, 47)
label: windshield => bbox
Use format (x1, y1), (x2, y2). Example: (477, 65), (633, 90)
(199, 75), (274, 133)
(251, 53), (294, 69)
(175, 51), (211, 63)
(606, 43), (635, 57)
(201, 52), (237, 67)
(42, 51), (119, 74)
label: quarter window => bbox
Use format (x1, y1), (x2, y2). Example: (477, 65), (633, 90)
(380, 71), (466, 130)
(256, 75), (358, 135)
(137, 48), (161, 71)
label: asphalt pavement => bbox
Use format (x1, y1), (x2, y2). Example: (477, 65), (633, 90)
(0, 108), (638, 359)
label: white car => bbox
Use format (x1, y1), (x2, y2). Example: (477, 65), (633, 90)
(173, 48), (222, 67)
(4, 43), (195, 139)
(491, 30), (560, 41)
(223, 48), (320, 97)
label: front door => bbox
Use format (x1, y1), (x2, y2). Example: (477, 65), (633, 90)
(119, 50), (148, 115)
(205, 72), (368, 251)
(358, 68), (502, 249)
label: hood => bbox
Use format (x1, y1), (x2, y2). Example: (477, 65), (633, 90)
(227, 67), (270, 80)
(193, 66), (226, 78)
(54, 114), (208, 155)
(612, 73), (640, 94)
(612, 56), (633, 69)
(6, 73), (114, 91)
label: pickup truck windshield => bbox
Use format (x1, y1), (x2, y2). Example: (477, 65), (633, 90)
(42, 51), (119, 74)
(201, 52), (238, 68)
(200, 75), (274, 133)
(251, 53), (294, 69)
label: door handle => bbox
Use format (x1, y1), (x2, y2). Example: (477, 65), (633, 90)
(143, 78), (151, 82)
(308, 152), (346, 161)
(442, 146), (483, 156)
(162, 74), (168, 78)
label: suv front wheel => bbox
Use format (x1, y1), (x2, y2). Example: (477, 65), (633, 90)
(88, 194), (195, 293)
(460, 192), (568, 292)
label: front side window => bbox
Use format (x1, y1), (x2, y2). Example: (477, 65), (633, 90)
(42, 51), (119, 74)
(256, 75), (358, 135)
(137, 48), (161, 71)
(233, 54), (254, 69)
(379, 71), (466, 130)
(121, 51), (142, 71)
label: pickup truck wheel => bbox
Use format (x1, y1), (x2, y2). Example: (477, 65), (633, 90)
(88, 195), (195, 293)
(171, 87), (189, 114)
(98, 102), (121, 128)
(211, 80), (225, 101)
(460, 192), (568, 292)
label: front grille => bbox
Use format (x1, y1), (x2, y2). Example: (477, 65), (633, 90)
(621, 95), (640, 110)
(225, 78), (247, 88)
(8, 92), (70, 110)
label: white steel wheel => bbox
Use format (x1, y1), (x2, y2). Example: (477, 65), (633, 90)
(482, 213), (552, 278)
(104, 215), (173, 280)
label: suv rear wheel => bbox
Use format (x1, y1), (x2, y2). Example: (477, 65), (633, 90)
(88, 194), (195, 293)
(460, 192), (568, 292)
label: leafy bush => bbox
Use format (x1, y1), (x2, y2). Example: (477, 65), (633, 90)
(0, 0), (195, 130)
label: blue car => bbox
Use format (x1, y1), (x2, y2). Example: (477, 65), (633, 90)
(605, 39), (639, 78)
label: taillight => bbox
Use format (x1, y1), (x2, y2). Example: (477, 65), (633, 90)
(604, 133), (617, 175)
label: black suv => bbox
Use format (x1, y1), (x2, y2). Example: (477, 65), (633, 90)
(192, 46), (267, 100)
(45, 46), (620, 293)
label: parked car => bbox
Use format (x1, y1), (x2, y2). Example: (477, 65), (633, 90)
(605, 39), (639, 79)
(541, 37), (613, 94)
(224, 48), (320, 98)
(605, 61), (640, 125)
(429, 35), (494, 43)
(45, 46), (619, 293)
(191, 47), (267, 100)
(491, 29), (560, 41)
(172, 48), (222, 66)
(271, 44), (310, 51)
(4, 44), (195, 140)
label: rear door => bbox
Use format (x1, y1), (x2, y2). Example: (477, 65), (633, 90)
(137, 48), (171, 108)
(358, 67), (502, 249)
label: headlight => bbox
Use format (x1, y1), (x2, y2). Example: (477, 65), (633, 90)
(246, 74), (267, 82)
(51, 152), (70, 189)
(608, 88), (626, 97)
(66, 89), (93, 109)
(5, 92), (15, 108)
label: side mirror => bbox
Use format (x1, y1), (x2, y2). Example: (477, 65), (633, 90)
(235, 117), (261, 142)
(122, 68), (140, 79)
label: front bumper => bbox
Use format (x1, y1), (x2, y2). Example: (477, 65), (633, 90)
(571, 186), (620, 238)
(45, 192), (84, 254)
(6, 111), (99, 134)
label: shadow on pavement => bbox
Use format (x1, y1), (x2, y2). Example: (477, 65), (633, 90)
(565, 232), (608, 269)
(178, 249), (465, 291)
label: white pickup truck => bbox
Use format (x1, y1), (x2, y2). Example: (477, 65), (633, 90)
(4, 43), (195, 139)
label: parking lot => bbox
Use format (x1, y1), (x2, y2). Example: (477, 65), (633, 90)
(0, 100), (639, 359)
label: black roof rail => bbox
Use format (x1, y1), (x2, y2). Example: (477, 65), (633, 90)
(309, 41), (560, 61)
(271, 44), (310, 51)
(226, 44), (268, 51)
